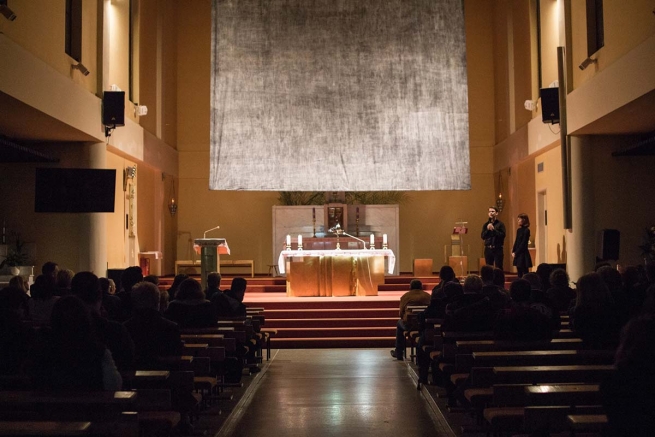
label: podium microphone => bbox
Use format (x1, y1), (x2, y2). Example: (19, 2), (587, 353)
(341, 231), (369, 249)
(203, 225), (221, 238)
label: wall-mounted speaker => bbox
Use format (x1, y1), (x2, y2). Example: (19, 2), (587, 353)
(540, 87), (560, 124)
(102, 91), (125, 126)
(597, 229), (620, 260)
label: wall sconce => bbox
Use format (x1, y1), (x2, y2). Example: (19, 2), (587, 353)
(71, 62), (90, 76)
(0, 0), (17, 21)
(123, 165), (136, 191)
(134, 103), (148, 117)
(495, 172), (504, 213)
(168, 176), (177, 216)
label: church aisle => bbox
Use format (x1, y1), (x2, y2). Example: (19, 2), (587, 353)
(217, 349), (452, 437)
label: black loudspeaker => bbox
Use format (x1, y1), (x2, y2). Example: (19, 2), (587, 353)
(597, 229), (620, 260)
(102, 91), (125, 126)
(540, 87), (560, 124)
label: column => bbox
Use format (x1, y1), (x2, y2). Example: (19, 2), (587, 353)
(566, 135), (595, 281)
(77, 142), (108, 275)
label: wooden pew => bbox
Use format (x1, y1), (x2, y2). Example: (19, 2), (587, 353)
(0, 421), (92, 436)
(492, 365), (615, 385)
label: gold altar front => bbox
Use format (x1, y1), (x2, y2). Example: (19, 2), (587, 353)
(285, 254), (386, 297)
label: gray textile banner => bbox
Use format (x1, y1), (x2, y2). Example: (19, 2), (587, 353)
(210, 0), (470, 191)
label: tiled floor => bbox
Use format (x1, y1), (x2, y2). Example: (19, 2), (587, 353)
(217, 348), (453, 437)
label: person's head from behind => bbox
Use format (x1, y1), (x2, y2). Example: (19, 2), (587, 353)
(0, 286), (30, 320)
(493, 268), (505, 288)
(131, 281), (161, 312)
(207, 272), (222, 288)
(439, 266), (456, 283)
(549, 268), (570, 289)
(50, 295), (95, 343)
(41, 262), (59, 282)
(8, 275), (29, 294)
(575, 272), (613, 307)
(169, 274), (189, 298)
(535, 263), (553, 289)
(480, 265), (494, 283)
(442, 281), (463, 299)
(409, 279), (423, 291)
(614, 314), (655, 371)
(175, 278), (205, 301)
(621, 266), (640, 288)
(98, 277), (116, 296)
(159, 288), (169, 313)
(597, 265), (623, 294)
(463, 275), (483, 294)
(71, 271), (102, 307)
(509, 279), (531, 304)
(522, 272), (542, 291)
(228, 277), (248, 302)
(56, 269), (74, 289)
(143, 275), (159, 286)
(31, 274), (56, 300)
(120, 266), (144, 294)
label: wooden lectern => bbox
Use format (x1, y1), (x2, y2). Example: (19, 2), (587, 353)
(194, 238), (229, 289)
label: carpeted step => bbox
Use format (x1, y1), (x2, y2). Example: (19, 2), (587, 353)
(250, 299), (399, 310)
(265, 308), (398, 319)
(271, 336), (395, 349)
(270, 327), (395, 338)
(266, 317), (397, 328)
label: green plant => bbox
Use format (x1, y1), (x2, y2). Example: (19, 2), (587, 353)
(278, 192), (325, 205)
(638, 226), (655, 264)
(0, 231), (30, 268)
(277, 191), (410, 206)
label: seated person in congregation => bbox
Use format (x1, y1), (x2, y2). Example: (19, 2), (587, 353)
(164, 278), (217, 328)
(0, 287), (35, 376)
(30, 295), (122, 391)
(494, 278), (552, 342)
(124, 281), (183, 369)
(442, 275), (498, 333)
(204, 272), (223, 301)
(391, 279), (431, 360)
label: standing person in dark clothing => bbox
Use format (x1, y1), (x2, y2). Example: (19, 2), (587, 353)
(481, 206), (506, 270)
(512, 213), (532, 278)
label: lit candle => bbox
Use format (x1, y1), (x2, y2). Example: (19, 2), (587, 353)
(383, 234), (387, 245)
(298, 235), (302, 246)
(286, 235), (291, 247)
(370, 234), (375, 246)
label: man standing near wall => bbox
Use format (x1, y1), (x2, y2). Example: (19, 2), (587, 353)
(481, 207), (506, 270)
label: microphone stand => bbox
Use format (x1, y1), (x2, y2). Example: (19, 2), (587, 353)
(203, 225), (221, 239)
(340, 231), (369, 250)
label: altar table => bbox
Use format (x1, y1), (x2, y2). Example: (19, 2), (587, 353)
(278, 249), (395, 297)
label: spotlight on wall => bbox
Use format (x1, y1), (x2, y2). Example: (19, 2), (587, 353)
(71, 62), (90, 76)
(524, 100), (537, 111)
(579, 56), (597, 71)
(0, 0), (16, 21)
(134, 104), (148, 117)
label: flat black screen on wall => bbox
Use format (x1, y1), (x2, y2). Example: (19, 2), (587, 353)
(35, 168), (116, 213)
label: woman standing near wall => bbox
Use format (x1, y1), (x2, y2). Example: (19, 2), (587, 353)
(512, 213), (532, 278)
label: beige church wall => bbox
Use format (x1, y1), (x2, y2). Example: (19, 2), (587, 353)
(136, 0), (178, 147)
(539, 0), (561, 88)
(0, 143), (119, 274)
(492, 1), (510, 144)
(511, 0), (534, 131)
(590, 138), (655, 267)
(571, 0), (655, 90)
(106, 152), (129, 270)
(174, 0), (497, 275)
(534, 145), (565, 266)
(0, 0), (99, 95)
